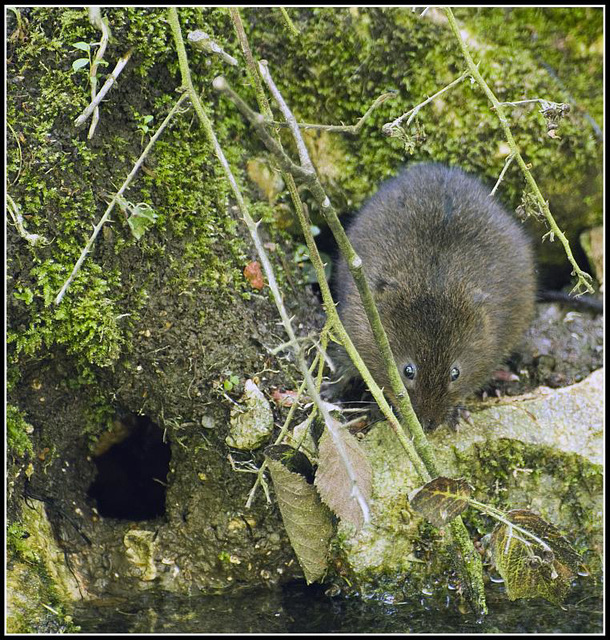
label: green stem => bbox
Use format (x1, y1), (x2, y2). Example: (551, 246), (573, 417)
(444, 8), (593, 295)
(168, 6), (372, 526)
(214, 12), (485, 614)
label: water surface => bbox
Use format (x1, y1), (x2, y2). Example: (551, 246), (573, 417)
(72, 580), (603, 634)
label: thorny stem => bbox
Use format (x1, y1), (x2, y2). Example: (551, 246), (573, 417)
(169, 7), (371, 525)
(499, 98), (550, 107)
(55, 92), (189, 305)
(246, 330), (328, 509)
(230, 8), (429, 483)
(216, 57), (486, 615)
(86, 7), (110, 139)
(74, 49), (133, 129)
(215, 74), (429, 480)
(489, 153), (515, 197)
(261, 63), (441, 474)
(278, 7), (300, 37)
(444, 8), (594, 295)
(264, 90), (397, 135)
(383, 69), (471, 133)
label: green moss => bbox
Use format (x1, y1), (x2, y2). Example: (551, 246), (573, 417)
(456, 7), (603, 123)
(7, 512), (81, 633)
(453, 438), (603, 568)
(7, 405), (35, 459)
(8, 260), (124, 370)
(7, 521), (39, 563)
(17, 7), (599, 384)
(246, 8), (601, 276)
(6, 7), (258, 383)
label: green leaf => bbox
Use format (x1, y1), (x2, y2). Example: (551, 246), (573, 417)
(490, 509), (582, 604)
(265, 445), (333, 583)
(72, 58), (90, 71)
(409, 476), (473, 527)
(72, 41), (91, 52)
(126, 203), (158, 241)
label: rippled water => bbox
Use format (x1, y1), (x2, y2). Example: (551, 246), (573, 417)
(72, 580), (603, 634)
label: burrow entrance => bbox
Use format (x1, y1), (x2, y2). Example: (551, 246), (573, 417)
(87, 414), (171, 521)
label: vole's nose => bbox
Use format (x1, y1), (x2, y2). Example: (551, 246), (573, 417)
(422, 417), (440, 432)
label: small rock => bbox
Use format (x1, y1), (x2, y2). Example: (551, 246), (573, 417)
(226, 379), (274, 450)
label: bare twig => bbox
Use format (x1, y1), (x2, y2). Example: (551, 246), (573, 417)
(489, 153), (515, 197)
(187, 30), (238, 66)
(498, 98), (557, 108)
(74, 49), (133, 129)
(264, 90), (397, 135)
(86, 7), (110, 138)
(383, 69), (471, 134)
(55, 92), (189, 305)
(7, 194), (49, 246)
(246, 345), (324, 508)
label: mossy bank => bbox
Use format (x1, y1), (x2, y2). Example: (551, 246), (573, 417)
(6, 7), (602, 629)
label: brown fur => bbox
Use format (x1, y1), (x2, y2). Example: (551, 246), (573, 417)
(335, 163), (536, 430)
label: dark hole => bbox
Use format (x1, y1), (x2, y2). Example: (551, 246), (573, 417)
(87, 414), (171, 521)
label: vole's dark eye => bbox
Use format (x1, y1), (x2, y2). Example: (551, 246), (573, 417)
(450, 366), (460, 382)
(403, 364), (416, 380)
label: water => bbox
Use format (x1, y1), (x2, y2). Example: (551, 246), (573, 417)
(72, 580), (603, 634)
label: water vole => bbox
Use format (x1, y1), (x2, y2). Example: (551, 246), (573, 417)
(335, 163), (536, 430)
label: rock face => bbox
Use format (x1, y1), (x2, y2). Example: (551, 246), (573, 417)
(337, 368), (604, 598)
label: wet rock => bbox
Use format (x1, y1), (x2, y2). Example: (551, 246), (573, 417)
(338, 369), (603, 597)
(124, 529), (157, 581)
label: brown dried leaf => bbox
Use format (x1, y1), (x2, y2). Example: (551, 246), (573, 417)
(244, 260), (264, 290)
(270, 388), (301, 408)
(314, 425), (372, 531)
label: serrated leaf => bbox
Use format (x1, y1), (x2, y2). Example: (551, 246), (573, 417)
(265, 445), (333, 584)
(72, 41), (91, 51)
(72, 58), (90, 71)
(409, 476), (473, 528)
(490, 509), (582, 604)
(314, 425), (372, 530)
(126, 204), (158, 241)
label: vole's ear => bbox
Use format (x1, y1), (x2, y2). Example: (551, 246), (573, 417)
(373, 277), (400, 299)
(471, 288), (490, 305)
